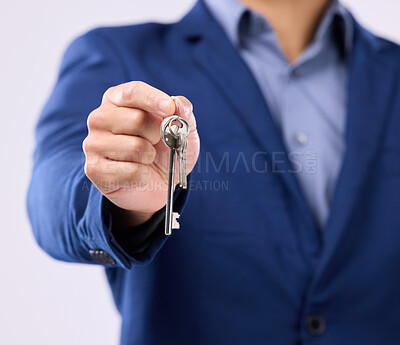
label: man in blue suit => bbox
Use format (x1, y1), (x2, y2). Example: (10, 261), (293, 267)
(27, 0), (400, 343)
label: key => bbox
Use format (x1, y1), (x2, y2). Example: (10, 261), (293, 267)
(170, 96), (189, 189)
(160, 115), (190, 235)
(176, 131), (188, 189)
(167, 119), (190, 190)
(164, 129), (179, 236)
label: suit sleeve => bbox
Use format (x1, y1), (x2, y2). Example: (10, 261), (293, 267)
(27, 29), (189, 269)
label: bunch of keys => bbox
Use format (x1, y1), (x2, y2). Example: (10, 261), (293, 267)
(160, 98), (190, 236)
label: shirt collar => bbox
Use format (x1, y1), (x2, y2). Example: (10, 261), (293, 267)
(202, 0), (354, 57)
(202, 0), (246, 47)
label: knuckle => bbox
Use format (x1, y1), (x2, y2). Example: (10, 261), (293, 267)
(87, 109), (102, 129)
(122, 81), (143, 101)
(84, 160), (97, 177)
(82, 138), (89, 153)
(131, 111), (146, 132)
(86, 112), (93, 129)
(130, 137), (155, 164)
(144, 92), (157, 108)
(143, 146), (156, 163)
(121, 83), (134, 101)
(82, 137), (95, 154)
(140, 143), (156, 164)
(130, 163), (139, 177)
(131, 137), (146, 154)
(102, 86), (115, 102)
(84, 161), (91, 176)
(132, 80), (145, 91)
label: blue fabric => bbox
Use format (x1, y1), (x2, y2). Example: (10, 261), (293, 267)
(27, 0), (400, 344)
(203, 0), (353, 228)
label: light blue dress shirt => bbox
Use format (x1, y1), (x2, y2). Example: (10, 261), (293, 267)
(203, 0), (354, 228)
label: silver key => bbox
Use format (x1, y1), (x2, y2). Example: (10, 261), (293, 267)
(170, 97), (189, 189)
(160, 116), (190, 235)
(176, 131), (188, 189)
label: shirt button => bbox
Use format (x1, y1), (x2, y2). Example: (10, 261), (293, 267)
(291, 68), (300, 77)
(293, 132), (308, 146)
(89, 249), (116, 265)
(306, 314), (326, 336)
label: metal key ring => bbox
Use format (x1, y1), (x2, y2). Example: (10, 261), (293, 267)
(160, 116), (190, 146)
(171, 96), (181, 119)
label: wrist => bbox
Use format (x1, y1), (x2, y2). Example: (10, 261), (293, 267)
(110, 203), (156, 228)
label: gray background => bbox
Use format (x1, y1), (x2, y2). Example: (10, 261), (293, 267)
(0, 0), (399, 344)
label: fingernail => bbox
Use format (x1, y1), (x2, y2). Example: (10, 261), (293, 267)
(159, 99), (172, 114)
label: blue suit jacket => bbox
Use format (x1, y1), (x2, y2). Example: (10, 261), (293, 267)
(28, 1), (400, 344)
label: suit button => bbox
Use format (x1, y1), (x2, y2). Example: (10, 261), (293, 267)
(89, 249), (116, 265)
(306, 314), (326, 336)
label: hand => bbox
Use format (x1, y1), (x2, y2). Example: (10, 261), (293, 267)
(83, 81), (200, 227)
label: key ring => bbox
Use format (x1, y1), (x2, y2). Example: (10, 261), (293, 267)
(171, 96), (181, 119)
(160, 115), (189, 146)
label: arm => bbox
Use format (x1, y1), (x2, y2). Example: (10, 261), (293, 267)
(27, 29), (198, 268)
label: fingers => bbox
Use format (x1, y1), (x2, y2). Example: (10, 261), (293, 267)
(84, 156), (151, 194)
(88, 107), (161, 145)
(101, 82), (197, 129)
(83, 134), (156, 165)
(90, 92), (197, 143)
(103, 81), (175, 116)
(83, 80), (200, 210)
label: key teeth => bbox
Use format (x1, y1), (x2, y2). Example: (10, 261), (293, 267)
(172, 212), (180, 229)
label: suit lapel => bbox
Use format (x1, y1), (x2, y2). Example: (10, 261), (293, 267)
(177, 3), (397, 271)
(176, 1), (397, 270)
(176, 1), (317, 230)
(310, 20), (397, 286)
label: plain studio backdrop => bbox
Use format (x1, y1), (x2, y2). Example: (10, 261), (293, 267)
(0, 1), (398, 344)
